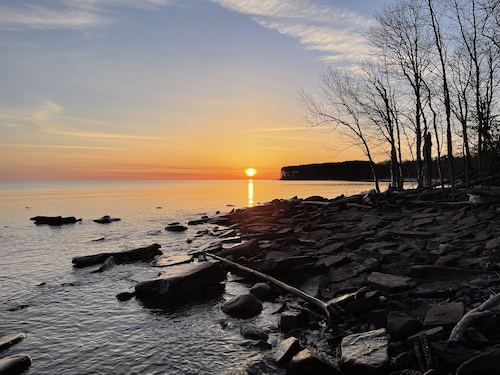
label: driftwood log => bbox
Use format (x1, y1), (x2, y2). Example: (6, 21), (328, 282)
(448, 292), (500, 342)
(205, 253), (336, 319)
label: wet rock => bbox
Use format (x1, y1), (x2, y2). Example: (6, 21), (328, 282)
(221, 293), (262, 319)
(367, 271), (416, 292)
(30, 215), (81, 226)
(72, 243), (162, 268)
(0, 332), (27, 352)
(116, 291), (136, 301)
(151, 254), (193, 267)
(249, 282), (280, 301)
(280, 310), (309, 332)
(340, 328), (389, 374)
(275, 336), (300, 365)
(217, 238), (259, 259)
(91, 256), (116, 273)
(93, 215), (121, 224)
(386, 311), (422, 340)
(165, 223), (188, 232)
(287, 348), (340, 375)
(456, 348), (500, 374)
(0, 354), (32, 374)
(423, 302), (464, 328)
(240, 324), (268, 341)
(135, 261), (226, 306)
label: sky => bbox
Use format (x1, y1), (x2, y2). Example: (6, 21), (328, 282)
(0, 0), (387, 180)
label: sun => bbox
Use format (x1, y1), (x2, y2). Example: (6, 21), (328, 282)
(245, 168), (257, 178)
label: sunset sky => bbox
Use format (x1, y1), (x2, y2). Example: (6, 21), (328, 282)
(0, 0), (387, 180)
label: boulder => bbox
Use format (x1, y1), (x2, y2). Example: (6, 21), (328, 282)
(456, 348), (500, 374)
(287, 348), (339, 375)
(72, 243), (162, 268)
(240, 324), (268, 341)
(30, 215), (81, 226)
(0, 354), (32, 374)
(275, 336), (300, 365)
(386, 311), (422, 340)
(135, 261), (226, 306)
(341, 328), (390, 374)
(249, 282), (280, 301)
(221, 293), (262, 319)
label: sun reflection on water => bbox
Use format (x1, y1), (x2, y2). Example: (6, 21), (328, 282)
(247, 179), (254, 207)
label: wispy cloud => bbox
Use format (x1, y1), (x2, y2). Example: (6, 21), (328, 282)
(209, 0), (372, 64)
(0, 0), (175, 30)
(1, 100), (171, 141)
(0, 143), (126, 151)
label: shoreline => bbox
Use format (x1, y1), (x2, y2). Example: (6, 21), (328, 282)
(208, 187), (500, 374)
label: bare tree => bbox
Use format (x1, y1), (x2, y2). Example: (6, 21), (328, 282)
(299, 67), (381, 192)
(367, 0), (434, 187)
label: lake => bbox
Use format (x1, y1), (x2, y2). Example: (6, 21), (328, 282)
(0, 179), (377, 374)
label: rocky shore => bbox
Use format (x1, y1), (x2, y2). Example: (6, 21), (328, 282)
(50, 186), (500, 374)
(199, 187), (500, 375)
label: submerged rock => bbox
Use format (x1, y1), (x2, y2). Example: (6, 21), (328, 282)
(72, 243), (162, 268)
(135, 261), (226, 306)
(221, 293), (262, 319)
(93, 215), (121, 224)
(0, 332), (26, 352)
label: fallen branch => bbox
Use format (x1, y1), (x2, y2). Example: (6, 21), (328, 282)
(448, 292), (500, 342)
(205, 252), (334, 320)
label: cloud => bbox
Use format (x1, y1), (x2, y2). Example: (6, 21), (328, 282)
(209, 0), (373, 64)
(0, 0), (175, 30)
(1, 100), (171, 141)
(0, 143), (126, 151)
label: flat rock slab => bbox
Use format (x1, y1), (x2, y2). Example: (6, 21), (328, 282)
(152, 254), (193, 267)
(0, 332), (26, 352)
(135, 261), (226, 306)
(72, 243), (162, 268)
(30, 215), (81, 226)
(341, 328), (389, 374)
(367, 271), (416, 292)
(275, 336), (300, 365)
(424, 302), (464, 328)
(287, 348), (340, 375)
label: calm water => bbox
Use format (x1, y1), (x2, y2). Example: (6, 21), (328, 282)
(0, 180), (376, 374)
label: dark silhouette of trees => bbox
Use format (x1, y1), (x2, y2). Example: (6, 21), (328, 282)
(299, 0), (500, 189)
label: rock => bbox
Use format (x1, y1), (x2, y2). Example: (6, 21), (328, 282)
(367, 271), (416, 292)
(386, 311), (422, 340)
(287, 348), (339, 375)
(30, 215), (81, 226)
(249, 282), (280, 301)
(0, 332), (27, 352)
(423, 302), (464, 328)
(217, 238), (259, 259)
(91, 256), (116, 273)
(240, 324), (268, 341)
(0, 354), (32, 374)
(280, 310), (309, 332)
(341, 328), (390, 374)
(456, 348), (500, 374)
(221, 293), (262, 319)
(275, 336), (300, 365)
(151, 254), (193, 267)
(165, 223), (188, 232)
(116, 291), (136, 301)
(93, 215), (121, 224)
(72, 243), (162, 268)
(135, 261), (226, 306)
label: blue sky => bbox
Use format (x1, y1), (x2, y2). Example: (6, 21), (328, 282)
(0, 0), (387, 180)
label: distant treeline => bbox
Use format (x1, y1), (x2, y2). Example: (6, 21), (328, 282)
(280, 160), (420, 181)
